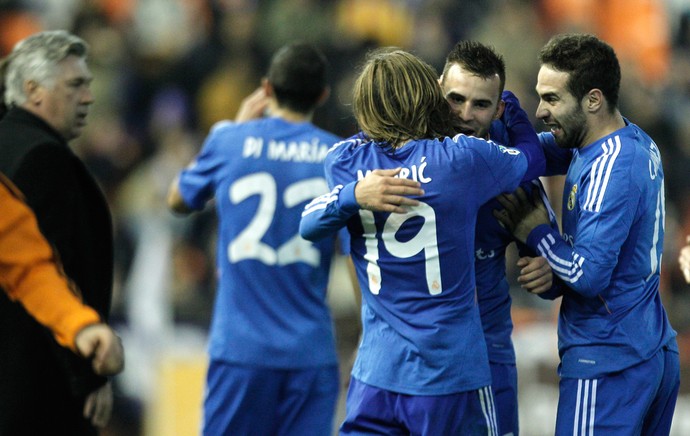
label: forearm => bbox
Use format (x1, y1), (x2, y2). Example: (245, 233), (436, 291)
(300, 182), (360, 241)
(526, 225), (610, 298)
(0, 184), (101, 350)
(501, 91), (546, 181)
(511, 125), (545, 182)
(12, 268), (101, 351)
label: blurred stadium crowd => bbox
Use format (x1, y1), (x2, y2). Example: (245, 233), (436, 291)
(1, 0), (690, 434)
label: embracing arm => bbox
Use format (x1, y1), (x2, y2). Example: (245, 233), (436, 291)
(300, 168), (424, 241)
(496, 184), (624, 299)
(300, 182), (359, 241)
(501, 91), (545, 181)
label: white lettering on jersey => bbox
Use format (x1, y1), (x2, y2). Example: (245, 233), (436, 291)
(475, 248), (495, 260)
(243, 137), (263, 158)
(267, 138), (330, 163)
(356, 156), (432, 184)
(497, 145), (521, 155)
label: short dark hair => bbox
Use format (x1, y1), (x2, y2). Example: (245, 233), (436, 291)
(267, 42), (327, 113)
(539, 33), (621, 111)
(442, 40), (506, 94)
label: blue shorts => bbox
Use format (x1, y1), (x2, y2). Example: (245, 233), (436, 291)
(340, 377), (499, 435)
(491, 362), (518, 436)
(203, 360), (339, 436)
(555, 346), (679, 435)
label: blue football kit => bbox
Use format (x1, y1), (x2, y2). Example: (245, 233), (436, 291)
(528, 122), (680, 434)
(176, 116), (343, 436)
(301, 125), (545, 434)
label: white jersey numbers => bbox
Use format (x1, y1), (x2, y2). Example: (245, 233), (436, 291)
(360, 202), (443, 296)
(228, 172), (327, 267)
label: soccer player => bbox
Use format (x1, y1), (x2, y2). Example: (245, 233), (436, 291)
(679, 235), (690, 284)
(495, 33), (679, 435)
(301, 47), (545, 435)
(439, 40), (558, 436)
(167, 43), (344, 436)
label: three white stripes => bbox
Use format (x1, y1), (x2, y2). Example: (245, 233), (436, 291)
(301, 184), (343, 216)
(573, 379), (597, 436)
(537, 233), (585, 284)
(537, 137), (623, 284)
(479, 386), (499, 435)
(584, 137), (621, 212)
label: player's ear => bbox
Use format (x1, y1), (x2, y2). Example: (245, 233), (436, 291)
(584, 89), (604, 113)
(494, 98), (506, 120)
(315, 86), (330, 107)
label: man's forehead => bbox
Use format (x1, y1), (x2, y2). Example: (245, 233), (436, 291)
(536, 65), (569, 90)
(56, 56), (92, 79)
(443, 64), (501, 99)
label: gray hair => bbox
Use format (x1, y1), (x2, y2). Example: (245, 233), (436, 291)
(4, 30), (89, 107)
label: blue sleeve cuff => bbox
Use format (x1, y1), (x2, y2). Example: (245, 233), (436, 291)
(338, 181), (361, 216)
(526, 224), (557, 252)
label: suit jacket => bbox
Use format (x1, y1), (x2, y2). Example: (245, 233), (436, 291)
(0, 107), (114, 435)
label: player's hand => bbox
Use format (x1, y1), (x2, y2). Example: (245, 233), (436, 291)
(235, 86), (269, 122)
(83, 381), (113, 428)
(516, 256), (552, 294)
(75, 324), (124, 376)
(679, 235), (690, 284)
(493, 187), (550, 243)
(500, 90), (528, 129)
(355, 168), (424, 213)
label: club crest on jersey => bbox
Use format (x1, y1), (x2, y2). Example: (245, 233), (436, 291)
(497, 145), (520, 155)
(567, 184), (578, 211)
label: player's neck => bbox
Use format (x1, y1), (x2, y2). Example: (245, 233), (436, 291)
(582, 110), (625, 149)
(267, 104), (312, 123)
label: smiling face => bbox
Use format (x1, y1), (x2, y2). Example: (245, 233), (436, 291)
(26, 54), (94, 141)
(440, 63), (504, 139)
(535, 64), (588, 149)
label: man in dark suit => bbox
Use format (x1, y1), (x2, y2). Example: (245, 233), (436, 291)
(0, 30), (117, 434)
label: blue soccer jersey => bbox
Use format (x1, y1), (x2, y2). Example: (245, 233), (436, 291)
(177, 117), (343, 368)
(302, 134), (539, 395)
(528, 122), (678, 379)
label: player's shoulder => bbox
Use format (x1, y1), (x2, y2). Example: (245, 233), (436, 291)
(325, 135), (369, 161)
(595, 122), (655, 168)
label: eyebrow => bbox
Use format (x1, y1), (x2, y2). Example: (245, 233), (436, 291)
(539, 91), (558, 100)
(445, 91), (465, 99)
(445, 91), (493, 104)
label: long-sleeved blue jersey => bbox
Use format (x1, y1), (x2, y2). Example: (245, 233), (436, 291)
(527, 122), (677, 379)
(177, 117), (343, 369)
